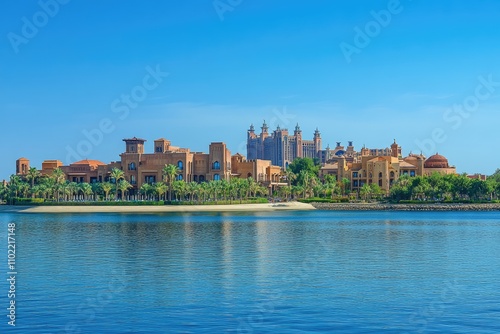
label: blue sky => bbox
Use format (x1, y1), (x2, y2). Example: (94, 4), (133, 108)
(1, 0), (500, 180)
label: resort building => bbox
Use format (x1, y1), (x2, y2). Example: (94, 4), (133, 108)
(319, 140), (457, 195)
(247, 122), (322, 168)
(16, 136), (284, 195)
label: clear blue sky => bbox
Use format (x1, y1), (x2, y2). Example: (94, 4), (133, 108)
(1, 0), (500, 180)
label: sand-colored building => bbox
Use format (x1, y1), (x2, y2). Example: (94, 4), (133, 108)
(16, 136), (284, 195)
(319, 140), (457, 195)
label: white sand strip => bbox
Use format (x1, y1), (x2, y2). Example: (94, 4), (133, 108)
(0, 202), (315, 214)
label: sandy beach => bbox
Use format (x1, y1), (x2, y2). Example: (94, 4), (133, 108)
(0, 202), (316, 214)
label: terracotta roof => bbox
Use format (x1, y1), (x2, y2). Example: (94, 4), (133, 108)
(72, 159), (107, 168)
(425, 153), (450, 169)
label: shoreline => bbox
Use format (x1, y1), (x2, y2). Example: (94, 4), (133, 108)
(311, 203), (500, 211)
(0, 202), (316, 214)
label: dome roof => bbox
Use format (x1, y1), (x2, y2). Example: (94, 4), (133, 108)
(424, 154), (449, 169)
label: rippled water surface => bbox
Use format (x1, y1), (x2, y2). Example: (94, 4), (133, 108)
(1, 211), (500, 333)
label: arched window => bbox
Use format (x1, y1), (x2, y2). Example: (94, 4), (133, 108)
(247, 173), (252, 178)
(128, 162), (136, 171)
(193, 175), (198, 182)
(390, 171), (395, 178)
(199, 175), (205, 182)
(369, 173), (373, 178)
(177, 160), (183, 171)
(176, 174), (183, 181)
(379, 180), (383, 187)
(214, 174), (220, 181)
(213, 161), (220, 170)
(379, 172), (383, 178)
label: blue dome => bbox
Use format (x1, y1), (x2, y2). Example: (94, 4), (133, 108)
(335, 150), (345, 156)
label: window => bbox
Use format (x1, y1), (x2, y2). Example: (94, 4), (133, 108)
(130, 175), (136, 185)
(128, 162), (136, 171)
(379, 172), (383, 178)
(156, 146), (162, 152)
(353, 180), (359, 187)
(177, 161), (184, 171)
(145, 175), (156, 184)
(379, 180), (382, 187)
(214, 174), (220, 181)
(410, 171), (416, 177)
(176, 174), (183, 181)
(353, 172), (358, 178)
(213, 161), (220, 170)
(193, 175), (198, 182)
(199, 175), (205, 182)
(390, 171), (395, 178)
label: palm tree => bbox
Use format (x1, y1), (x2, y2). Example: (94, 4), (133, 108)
(51, 168), (66, 201)
(139, 183), (153, 200)
(79, 183), (94, 201)
(91, 182), (102, 201)
(117, 180), (132, 200)
(172, 180), (187, 201)
(341, 177), (350, 196)
(100, 182), (113, 201)
(162, 164), (180, 201)
(110, 168), (125, 199)
(67, 182), (79, 201)
(360, 183), (372, 201)
(154, 182), (168, 201)
(247, 177), (260, 198)
(199, 182), (209, 203)
(26, 167), (41, 198)
(185, 182), (199, 202)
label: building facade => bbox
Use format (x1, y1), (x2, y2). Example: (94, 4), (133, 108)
(16, 136), (284, 195)
(320, 140), (457, 195)
(247, 121), (322, 169)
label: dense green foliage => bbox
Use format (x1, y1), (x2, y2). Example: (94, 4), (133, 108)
(389, 173), (500, 202)
(2, 161), (499, 205)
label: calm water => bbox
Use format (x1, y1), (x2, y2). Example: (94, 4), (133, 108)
(1, 211), (500, 333)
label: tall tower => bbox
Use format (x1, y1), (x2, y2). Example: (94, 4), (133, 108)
(261, 120), (269, 138)
(314, 128), (322, 158)
(391, 139), (400, 158)
(248, 124), (255, 138)
(123, 137), (146, 154)
(247, 124), (258, 160)
(16, 158), (30, 175)
(294, 123), (303, 159)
